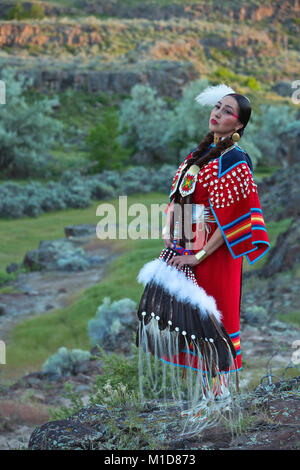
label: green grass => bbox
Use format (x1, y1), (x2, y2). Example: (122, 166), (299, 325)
(277, 311), (300, 328)
(2, 237), (162, 381)
(0, 191), (169, 382)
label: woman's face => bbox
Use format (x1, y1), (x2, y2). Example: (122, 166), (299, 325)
(209, 95), (243, 137)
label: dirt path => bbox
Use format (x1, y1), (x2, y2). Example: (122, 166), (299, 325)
(0, 232), (123, 344)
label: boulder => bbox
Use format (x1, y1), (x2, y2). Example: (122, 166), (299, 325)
(28, 410), (106, 450)
(22, 239), (105, 272)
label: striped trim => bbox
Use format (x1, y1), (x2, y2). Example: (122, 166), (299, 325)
(223, 213), (252, 246)
(221, 208), (267, 251)
(222, 212), (251, 230)
(160, 357), (242, 374)
(229, 331), (241, 356)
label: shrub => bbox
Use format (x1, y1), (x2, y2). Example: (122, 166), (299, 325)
(251, 104), (300, 166)
(0, 67), (63, 178)
(150, 164), (177, 193)
(118, 84), (173, 164)
(120, 166), (153, 195)
(87, 297), (137, 347)
(161, 78), (212, 160)
(42, 347), (91, 377)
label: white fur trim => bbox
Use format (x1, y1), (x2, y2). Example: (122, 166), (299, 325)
(137, 258), (222, 323)
(195, 84), (235, 106)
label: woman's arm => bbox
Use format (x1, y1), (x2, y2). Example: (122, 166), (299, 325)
(167, 226), (225, 268)
(201, 226), (225, 256)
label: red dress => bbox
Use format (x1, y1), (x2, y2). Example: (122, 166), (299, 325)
(163, 144), (270, 373)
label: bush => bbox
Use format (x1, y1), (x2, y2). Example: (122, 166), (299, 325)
(0, 163), (174, 219)
(150, 164), (177, 193)
(161, 78), (212, 160)
(86, 108), (131, 172)
(250, 104), (300, 166)
(120, 166), (153, 195)
(87, 297), (137, 347)
(42, 347), (91, 377)
(0, 67), (63, 178)
(118, 84), (173, 164)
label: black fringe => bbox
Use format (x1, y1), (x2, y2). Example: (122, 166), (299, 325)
(136, 248), (237, 371)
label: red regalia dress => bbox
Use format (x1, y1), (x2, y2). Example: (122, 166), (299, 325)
(162, 143), (270, 374)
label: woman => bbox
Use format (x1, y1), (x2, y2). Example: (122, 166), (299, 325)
(136, 84), (270, 422)
(161, 86), (270, 397)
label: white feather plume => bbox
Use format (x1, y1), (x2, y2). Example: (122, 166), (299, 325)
(137, 258), (222, 323)
(195, 84), (235, 107)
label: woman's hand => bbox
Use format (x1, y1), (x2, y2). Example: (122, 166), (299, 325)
(167, 254), (199, 269)
(162, 233), (174, 249)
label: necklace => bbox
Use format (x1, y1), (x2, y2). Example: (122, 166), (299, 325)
(214, 135), (221, 145)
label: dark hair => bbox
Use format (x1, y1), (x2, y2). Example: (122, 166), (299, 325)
(226, 93), (251, 137)
(172, 93), (252, 247)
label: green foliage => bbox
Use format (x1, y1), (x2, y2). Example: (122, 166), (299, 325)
(91, 347), (142, 394)
(5, 2), (45, 20)
(0, 175), (91, 218)
(277, 311), (300, 328)
(0, 164), (174, 219)
(0, 67), (63, 178)
(90, 379), (141, 411)
(86, 108), (131, 172)
(92, 346), (188, 401)
(161, 78), (212, 159)
(48, 382), (86, 420)
(212, 67), (260, 91)
(251, 104), (300, 164)
(42, 346), (91, 377)
(118, 84), (173, 164)
(87, 297), (137, 346)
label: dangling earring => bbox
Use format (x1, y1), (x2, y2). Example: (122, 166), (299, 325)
(232, 132), (240, 143)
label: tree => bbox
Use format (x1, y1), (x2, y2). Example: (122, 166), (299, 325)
(0, 67), (63, 177)
(118, 84), (173, 164)
(250, 104), (300, 167)
(86, 108), (131, 172)
(161, 78), (212, 161)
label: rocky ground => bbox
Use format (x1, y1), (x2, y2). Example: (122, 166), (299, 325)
(1, 368), (299, 450)
(0, 296), (299, 450)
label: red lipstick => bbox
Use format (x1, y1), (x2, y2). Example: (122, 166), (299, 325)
(210, 119), (218, 125)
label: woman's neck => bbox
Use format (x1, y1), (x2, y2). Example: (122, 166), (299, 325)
(214, 134), (223, 145)
(213, 133), (233, 145)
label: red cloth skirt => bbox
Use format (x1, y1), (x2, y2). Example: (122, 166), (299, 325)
(161, 220), (243, 374)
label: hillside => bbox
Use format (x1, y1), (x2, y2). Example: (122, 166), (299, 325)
(0, 0), (299, 97)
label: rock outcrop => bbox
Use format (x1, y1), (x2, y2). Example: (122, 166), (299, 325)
(27, 377), (300, 450)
